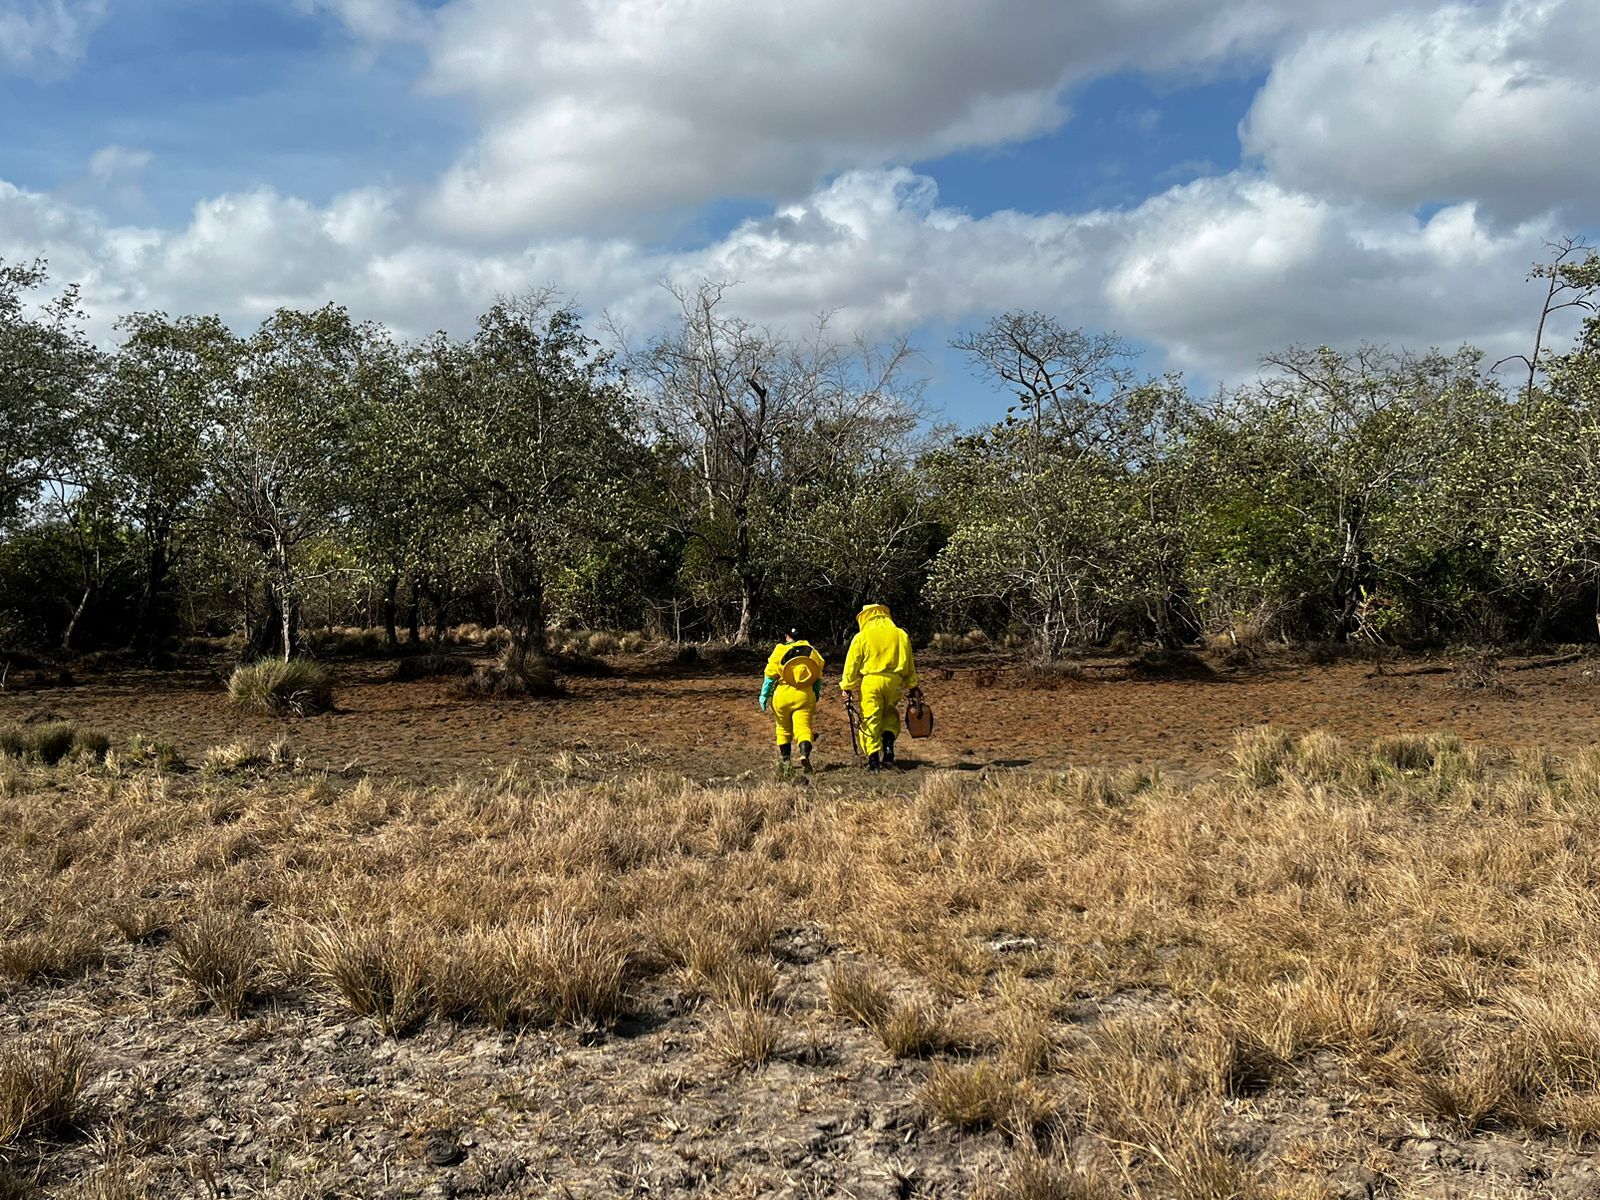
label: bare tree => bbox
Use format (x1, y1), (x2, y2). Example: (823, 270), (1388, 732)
(1493, 237), (1600, 404)
(630, 281), (918, 644)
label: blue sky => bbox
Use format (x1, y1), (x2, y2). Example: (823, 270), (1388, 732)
(1, 0), (1595, 425)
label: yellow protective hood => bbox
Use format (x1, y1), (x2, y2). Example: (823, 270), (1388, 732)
(856, 603), (892, 631)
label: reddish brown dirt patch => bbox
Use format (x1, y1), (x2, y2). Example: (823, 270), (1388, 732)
(5, 651), (1599, 783)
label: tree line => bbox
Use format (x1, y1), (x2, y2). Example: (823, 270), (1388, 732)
(2, 245), (1599, 664)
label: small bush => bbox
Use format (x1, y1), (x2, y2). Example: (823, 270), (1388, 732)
(227, 659), (334, 716)
(392, 654), (474, 682)
(0, 1034), (91, 1145)
(0, 721), (106, 765)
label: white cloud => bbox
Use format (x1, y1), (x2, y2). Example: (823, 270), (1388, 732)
(0, 165), (1564, 387)
(87, 145), (152, 185)
(411, 0), (1417, 239)
(1241, 0), (1600, 224)
(0, 0), (107, 75)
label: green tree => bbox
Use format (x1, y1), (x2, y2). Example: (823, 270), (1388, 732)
(98, 312), (236, 649)
(0, 259), (97, 530)
(412, 294), (640, 653)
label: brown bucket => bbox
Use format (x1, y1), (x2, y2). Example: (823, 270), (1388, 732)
(904, 697), (935, 739)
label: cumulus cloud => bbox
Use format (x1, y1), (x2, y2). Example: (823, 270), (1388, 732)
(1241, 0), (1600, 224)
(0, 0), (107, 75)
(412, 0), (1418, 238)
(0, 166), (1561, 386)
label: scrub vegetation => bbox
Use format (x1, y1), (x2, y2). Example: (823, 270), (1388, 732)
(5, 245), (1600, 677)
(6, 727), (1600, 1196)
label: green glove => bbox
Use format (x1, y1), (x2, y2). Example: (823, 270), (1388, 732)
(758, 677), (777, 712)
(813, 679), (823, 700)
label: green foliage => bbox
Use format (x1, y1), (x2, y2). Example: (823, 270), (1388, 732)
(227, 659), (335, 716)
(6, 250), (1600, 659)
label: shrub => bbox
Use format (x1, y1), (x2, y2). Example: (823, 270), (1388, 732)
(226, 659), (334, 716)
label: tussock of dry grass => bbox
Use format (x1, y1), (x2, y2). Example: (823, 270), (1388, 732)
(0, 1034), (91, 1146)
(919, 1060), (1054, 1133)
(0, 721), (108, 765)
(168, 911), (265, 1017)
(706, 1002), (784, 1068)
(11, 724), (1600, 1194)
(226, 659), (333, 716)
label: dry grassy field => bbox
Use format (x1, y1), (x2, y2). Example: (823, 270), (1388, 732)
(6, 672), (1600, 1198)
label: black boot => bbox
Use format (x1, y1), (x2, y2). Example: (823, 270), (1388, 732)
(868, 751), (882, 772)
(778, 743), (792, 767)
(798, 741), (813, 773)
(882, 732), (896, 765)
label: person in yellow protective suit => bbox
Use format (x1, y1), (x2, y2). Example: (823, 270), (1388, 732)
(840, 603), (919, 771)
(758, 630), (826, 772)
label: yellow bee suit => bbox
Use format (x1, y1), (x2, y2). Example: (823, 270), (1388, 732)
(840, 604), (918, 756)
(763, 640), (824, 747)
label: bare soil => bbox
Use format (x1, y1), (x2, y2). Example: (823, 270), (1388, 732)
(3, 648), (1598, 783)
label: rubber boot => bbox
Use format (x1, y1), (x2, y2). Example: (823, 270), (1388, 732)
(868, 751), (882, 772)
(798, 741), (813, 773)
(882, 732), (896, 766)
(778, 743), (792, 768)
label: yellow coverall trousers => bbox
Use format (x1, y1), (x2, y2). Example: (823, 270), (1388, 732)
(771, 684), (818, 747)
(856, 674), (902, 756)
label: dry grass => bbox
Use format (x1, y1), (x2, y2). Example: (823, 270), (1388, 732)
(0, 721), (108, 765)
(458, 646), (565, 698)
(919, 1060), (1054, 1133)
(10, 722), (1600, 1193)
(226, 659), (334, 716)
(0, 1035), (91, 1146)
(167, 911), (265, 1017)
(706, 1002), (784, 1068)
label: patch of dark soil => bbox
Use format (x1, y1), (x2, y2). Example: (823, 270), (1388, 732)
(393, 653), (475, 682)
(1127, 648), (1216, 680)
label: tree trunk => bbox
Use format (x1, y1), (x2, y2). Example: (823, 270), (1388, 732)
(382, 574), (399, 647)
(136, 538), (173, 653)
(61, 583), (92, 652)
(510, 578), (548, 654)
(406, 577), (422, 646)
